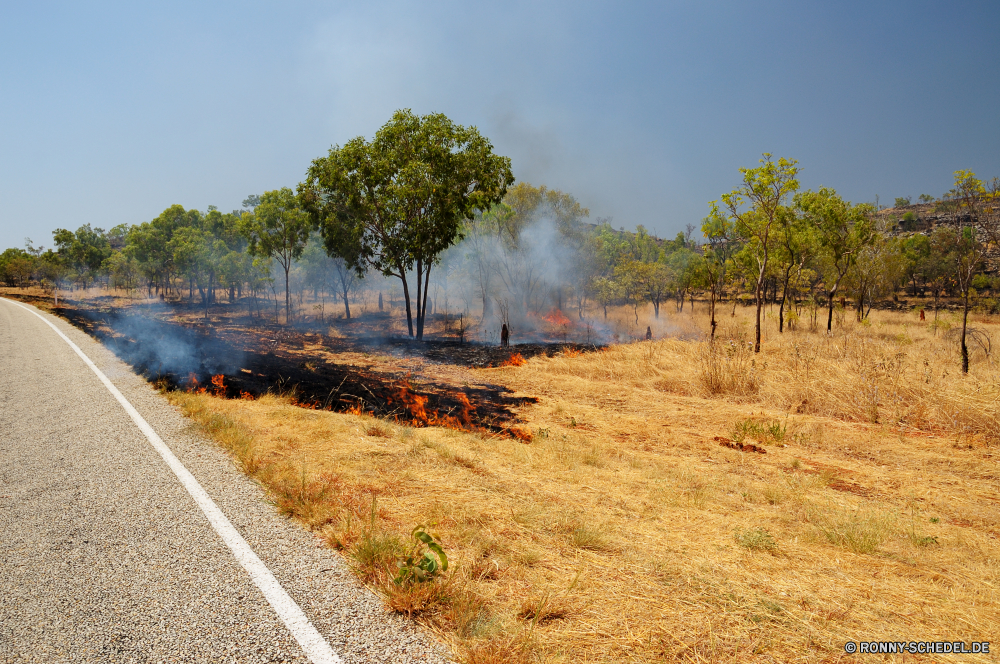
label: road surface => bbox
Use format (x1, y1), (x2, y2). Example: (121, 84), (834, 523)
(0, 298), (449, 663)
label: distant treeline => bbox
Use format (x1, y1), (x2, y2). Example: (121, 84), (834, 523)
(2, 122), (997, 368)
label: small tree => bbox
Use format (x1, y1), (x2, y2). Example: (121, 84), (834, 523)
(946, 170), (1000, 373)
(240, 188), (312, 324)
(795, 187), (874, 332)
(767, 206), (815, 333)
(700, 210), (738, 341)
(716, 154), (800, 352)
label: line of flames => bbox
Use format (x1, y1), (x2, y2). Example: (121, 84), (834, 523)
(184, 373), (528, 439)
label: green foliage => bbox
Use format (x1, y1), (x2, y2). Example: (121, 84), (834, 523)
(240, 187), (312, 323)
(394, 525), (449, 585)
(894, 196), (911, 208)
(810, 505), (895, 555)
(302, 109), (514, 340)
(730, 418), (786, 445)
(715, 154), (800, 351)
(52, 223), (112, 287)
(0, 248), (36, 287)
(795, 187), (875, 331)
(734, 526), (777, 552)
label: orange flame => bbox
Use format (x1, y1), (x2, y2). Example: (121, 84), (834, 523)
(429, 391), (474, 428)
(185, 372), (207, 394)
(563, 347), (583, 358)
(542, 308), (573, 327)
(391, 383), (430, 426)
(210, 374), (226, 396)
(500, 352), (526, 367)
(508, 426), (533, 442)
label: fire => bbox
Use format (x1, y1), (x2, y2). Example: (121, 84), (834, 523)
(183, 373), (228, 397)
(500, 352), (526, 367)
(386, 382), (477, 430)
(563, 348), (583, 358)
(390, 383), (430, 426)
(430, 391), (474, 428)
(509, 426), (533, 442)
(185, 372), (207, 395)
(542, 308), (573, 328)
(240, 390), (255, 400)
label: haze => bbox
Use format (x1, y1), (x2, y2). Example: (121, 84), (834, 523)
(1, 0), (997, 252)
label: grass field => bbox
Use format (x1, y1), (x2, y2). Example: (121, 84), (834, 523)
(163, 302), (1000, 663)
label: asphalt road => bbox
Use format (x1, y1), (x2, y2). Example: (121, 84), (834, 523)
(0, 298), (450, 664)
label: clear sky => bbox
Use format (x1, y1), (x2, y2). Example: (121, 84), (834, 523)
(1, 1), (997, 251)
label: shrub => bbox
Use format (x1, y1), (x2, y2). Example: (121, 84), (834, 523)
(734, 527), (778, 552)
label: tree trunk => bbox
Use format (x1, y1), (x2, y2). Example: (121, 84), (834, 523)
(415, 259), (423, 339)
(709, 285), (717, 342)
(754, 282), (763, 353)
(754, 262), (767, 353)
(418, 262), (432, 340)
(284, 266), (291, 324)
(778, 267), (791, 333)
(399, 269), (414, 337)
(961, 289), (970, 373)
(341, 283), (351, 319)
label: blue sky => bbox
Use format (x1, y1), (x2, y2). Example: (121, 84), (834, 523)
(1, 1), (997, 251)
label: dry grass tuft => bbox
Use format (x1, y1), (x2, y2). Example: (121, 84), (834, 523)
(170, 305), (1000, 663)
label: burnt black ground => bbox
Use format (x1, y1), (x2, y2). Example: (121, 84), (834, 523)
(5, 295), (598, 432)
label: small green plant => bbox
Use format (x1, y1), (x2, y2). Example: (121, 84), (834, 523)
(731, 418), (787, 445)
(911, 534), (939, 547)
(907, 504), (940, 548)
(930, 517), (940, 524)
(394, 525), (449, 585)
(811, 505), (894, 555)
(536, 427), (550, 439)
(734, 526), (777, 552)
(352, 496), (403, 582)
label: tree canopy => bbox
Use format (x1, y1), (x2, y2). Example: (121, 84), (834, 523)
(301, 109), (514, 339)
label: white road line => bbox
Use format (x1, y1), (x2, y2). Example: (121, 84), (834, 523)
(3, 298), (342, 664)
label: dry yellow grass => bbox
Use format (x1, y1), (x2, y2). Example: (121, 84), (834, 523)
(169, 304), (999, 663)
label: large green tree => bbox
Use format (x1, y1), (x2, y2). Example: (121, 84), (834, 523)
(301, 109), (514, 340)
(52, 224), (112, 288)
